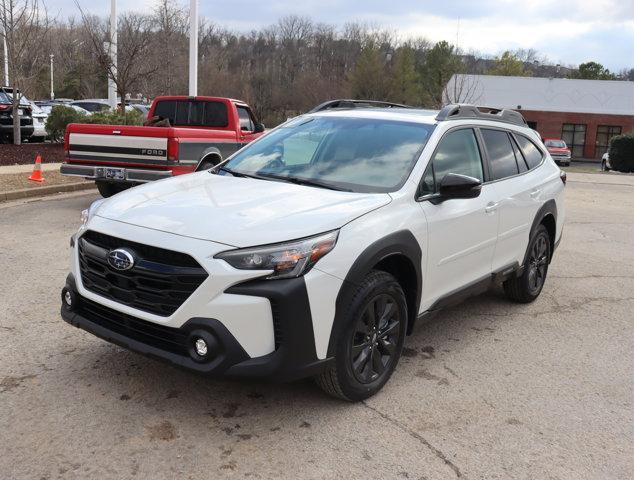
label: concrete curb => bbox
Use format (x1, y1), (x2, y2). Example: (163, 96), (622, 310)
(0, 182), (96, 203)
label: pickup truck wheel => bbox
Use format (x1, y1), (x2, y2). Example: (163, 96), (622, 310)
(96, 182), (128, 198)
(315, 270), (407, 401)
(196, 155), (221, 172)
(503, 225), (551, 303)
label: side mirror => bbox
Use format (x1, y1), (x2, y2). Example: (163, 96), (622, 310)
(438, 173), (482, 199)
(254, 122), (265, 133)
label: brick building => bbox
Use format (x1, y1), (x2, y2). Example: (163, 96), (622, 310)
(445, 75), (634, 161)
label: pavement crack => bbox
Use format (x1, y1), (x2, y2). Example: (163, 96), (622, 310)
(362, 401), (464, 478)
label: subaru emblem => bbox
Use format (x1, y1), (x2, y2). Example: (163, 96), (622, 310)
(107, 249), (135, 271)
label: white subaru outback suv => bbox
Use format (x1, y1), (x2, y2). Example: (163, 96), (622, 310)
(61, 101), (565, 401)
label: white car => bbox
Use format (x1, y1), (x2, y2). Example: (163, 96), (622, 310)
(601, 152), (612, 171)
(28, 101), (48, 142)
(61, 101), (565, 401)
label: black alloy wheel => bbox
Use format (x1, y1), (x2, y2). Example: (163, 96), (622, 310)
(503, 224), (551, 303)
(350, 293), (401, 384)
(315, 270), (407, 401)
(527, 234), (549, 295)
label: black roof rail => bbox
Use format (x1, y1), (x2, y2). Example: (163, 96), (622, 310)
(436, 104), (527, 127)
(308, 99), (413, 113)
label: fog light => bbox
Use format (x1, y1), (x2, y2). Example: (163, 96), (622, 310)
(194, 338), (208, 357)
(61, 287), (76, 311)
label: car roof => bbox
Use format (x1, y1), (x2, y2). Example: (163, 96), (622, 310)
(306, 107), (538, 133)
(72, 99), (109, 104)
(308, 107), (441, 125)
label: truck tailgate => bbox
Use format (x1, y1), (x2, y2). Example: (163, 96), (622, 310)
(67, 125), (172, 168)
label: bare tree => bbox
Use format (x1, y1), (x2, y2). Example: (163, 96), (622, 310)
(76, 3), (158, 120)
(443, 73), (483, 105)
(0, 0), (50, 144)
(153, 0), (186, 95)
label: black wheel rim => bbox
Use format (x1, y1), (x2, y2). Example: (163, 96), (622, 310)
(350, 293), (401, 384)
(528, 234), (549, 294)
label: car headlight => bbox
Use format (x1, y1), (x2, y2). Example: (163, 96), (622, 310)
(215, 230), (339, 280)
(80, 199), (105, 226)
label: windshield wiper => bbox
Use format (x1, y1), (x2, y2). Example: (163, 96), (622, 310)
(215, 166), (259, 179)
(255, 172), (352, 192)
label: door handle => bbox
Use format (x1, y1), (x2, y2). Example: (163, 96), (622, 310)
(530, 188), (541, 199)
(485, 202), (499, 214)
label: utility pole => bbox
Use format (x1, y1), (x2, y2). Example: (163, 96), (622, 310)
(1, 23), (8, 86)
(49, 54), (54, 100)
(107, 0), (117, 109)
(188, 0), (198, 96)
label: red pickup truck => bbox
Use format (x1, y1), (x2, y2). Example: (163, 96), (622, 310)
(60, 96), (265, 197)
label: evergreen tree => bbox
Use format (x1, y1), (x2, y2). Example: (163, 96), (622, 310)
(389, 46), (420, 105)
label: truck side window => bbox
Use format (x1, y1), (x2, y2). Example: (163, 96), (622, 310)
(237, 106), (255, 132)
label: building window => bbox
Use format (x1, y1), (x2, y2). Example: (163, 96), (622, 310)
(562, 124), (586, 158)
(595, 125), (622, 159)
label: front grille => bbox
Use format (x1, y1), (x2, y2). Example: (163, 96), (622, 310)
(77, 296), (189, 356)
(78, 230), (208, 317)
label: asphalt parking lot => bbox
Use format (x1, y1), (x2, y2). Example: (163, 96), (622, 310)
(1, 172), (632, 480)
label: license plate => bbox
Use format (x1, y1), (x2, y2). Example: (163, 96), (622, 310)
(105, 168), (125, 180)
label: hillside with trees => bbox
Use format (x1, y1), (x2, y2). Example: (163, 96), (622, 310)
(2, 0), (633, 126)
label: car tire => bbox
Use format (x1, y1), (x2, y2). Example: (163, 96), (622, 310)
(96, 181), (128, 198)
(315, 270), (407, 401)
(503, 224), (551, 303)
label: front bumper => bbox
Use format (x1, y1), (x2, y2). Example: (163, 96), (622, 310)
(61, 273), (332, 381)
(60, 163), (173, 183)
(0, 124), (34, 137)
(551, 155), (571, 164)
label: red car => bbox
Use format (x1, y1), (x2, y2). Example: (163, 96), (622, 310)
(60, 96), (265, 197)
(543, 138), (571, 166)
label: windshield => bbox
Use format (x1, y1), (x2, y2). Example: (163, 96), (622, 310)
(545, 140), (566, 148)
(221, 116), (434, 193)
(0, 91), (30, 106)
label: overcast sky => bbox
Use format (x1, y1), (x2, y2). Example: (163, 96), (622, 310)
(60, 0), (634, 71)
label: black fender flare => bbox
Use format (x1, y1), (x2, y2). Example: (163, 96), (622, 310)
(195, 147), (223, 171)
(525, 199), (557, 266)
(326, 230), (422, 357)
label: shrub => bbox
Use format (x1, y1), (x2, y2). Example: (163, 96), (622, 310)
(45, 106), (145, 143)
(45, 105), (87, 142)
(609, 134), (634, 173)
(84, 109), (144, 127)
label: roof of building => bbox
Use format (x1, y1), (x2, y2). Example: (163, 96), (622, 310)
(445, 75), (634, 116)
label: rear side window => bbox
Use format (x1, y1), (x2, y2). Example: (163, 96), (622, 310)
(510, 136), (529, 173)
(515, 135), (544, 169)
(420, 128), (483, 195)
(153, 100), (228, 128)
(481, 129), (518, 180)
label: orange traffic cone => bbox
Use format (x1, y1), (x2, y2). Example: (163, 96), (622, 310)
(28, 155), (45, 183)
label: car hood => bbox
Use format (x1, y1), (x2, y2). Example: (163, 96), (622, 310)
(96, 172), (392, 247)
(547, 147), (570, 154)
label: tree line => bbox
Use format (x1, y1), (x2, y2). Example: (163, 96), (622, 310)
(2, 0), (633, 127)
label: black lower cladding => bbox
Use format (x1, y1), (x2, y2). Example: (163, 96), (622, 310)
(61, 274), (331, 380)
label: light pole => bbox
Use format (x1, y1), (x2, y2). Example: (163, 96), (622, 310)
(49, 54), (54, 100)
(188, 0), (198, 96)
(107, 0), (117, 109)
(1, 23), (8, 86)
